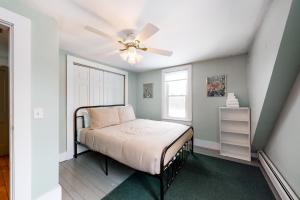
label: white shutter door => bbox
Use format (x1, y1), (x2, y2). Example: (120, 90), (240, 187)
(103, 71), (125, 105)
(74, 66), (90, 108)
(89, 68), (104, 106)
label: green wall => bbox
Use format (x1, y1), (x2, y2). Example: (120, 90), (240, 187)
(249, 0), (300, 150)
(246, 0), (292, 148)
(0, 0), (60, 198)
(59, 50), (67, 153)
(136, 70), (162, 120)
(128, 71), (138, 111)
(136, 55), (249, 143)
(59, 50), (138, 153)
(262, 0), (300, 196)
(192, 55), (249, 142)
(265, 71), (300, 196)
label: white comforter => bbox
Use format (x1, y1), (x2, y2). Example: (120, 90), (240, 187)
(79, 119), (193, 175)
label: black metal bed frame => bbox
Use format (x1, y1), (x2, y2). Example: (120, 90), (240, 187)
(74, 105), (194, 200)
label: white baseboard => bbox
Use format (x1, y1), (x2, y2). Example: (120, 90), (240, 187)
(37, 184), (62, 200)
(59, 152), (72, 162)
(60, 145), (88, 162)
(258, 151), (298, 200)
(194, 138), (220, 150)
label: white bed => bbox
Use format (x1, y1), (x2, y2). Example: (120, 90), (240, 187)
(74, 105), (194, 200)
(78, 118), (193, 175)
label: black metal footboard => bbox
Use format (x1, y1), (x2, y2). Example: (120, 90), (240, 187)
(73, 105), (194, 200)
(158, 127), (193, 200)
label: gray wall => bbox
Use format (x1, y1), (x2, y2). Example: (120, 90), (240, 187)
(247, 0), (292, 145)
(0, 0), (60, 198)
(265, 71), (300, 197)
(137, 55), (249, 142)
(59, 50), (138, 153)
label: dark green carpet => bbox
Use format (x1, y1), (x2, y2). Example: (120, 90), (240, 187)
(103, 154), (274, 200)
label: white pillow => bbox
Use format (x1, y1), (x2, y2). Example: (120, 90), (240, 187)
(89, 107), (120, 129)
(118, 105), (136, 123)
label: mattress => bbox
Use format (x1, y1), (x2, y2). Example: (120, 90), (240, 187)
(79, 119), (193, 175)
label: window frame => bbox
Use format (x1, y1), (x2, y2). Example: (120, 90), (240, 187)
(161, 65), (192, 122)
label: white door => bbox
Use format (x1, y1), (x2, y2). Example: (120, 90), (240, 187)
(74, 65), (90, 108)
(0, 66), (9, 156)
(89, 68), (104, 106)
(65, 55), (128, 161)
(103, 71), (125, 105)
(72, 65), (90, 153)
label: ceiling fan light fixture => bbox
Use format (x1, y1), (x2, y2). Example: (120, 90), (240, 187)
(128, 47), (137, 57)
(120, 46), (143, 65)
(120, 51), (128, 61)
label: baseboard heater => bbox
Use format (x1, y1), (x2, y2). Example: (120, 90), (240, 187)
(258, 151), (299, 200)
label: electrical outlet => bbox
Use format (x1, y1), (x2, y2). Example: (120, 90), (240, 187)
(33, 108), (44, 119)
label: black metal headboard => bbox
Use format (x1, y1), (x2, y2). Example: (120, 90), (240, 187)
(74, 104), (125, 146)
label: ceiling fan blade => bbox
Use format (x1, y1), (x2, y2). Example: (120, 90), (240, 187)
(147, 48), (173, 56)
(136, 23), (159, 42)
(85, 26), (119, 42)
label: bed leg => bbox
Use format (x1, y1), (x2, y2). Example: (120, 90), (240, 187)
(191, 136), (194, 155)
(105, 156), (108, 176)
(74, 141), (78, 159)
(160, 174), (164, 200)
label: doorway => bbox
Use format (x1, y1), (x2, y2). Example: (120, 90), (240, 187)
(0, 23), (9, 200)
(0, 6), (32, 200)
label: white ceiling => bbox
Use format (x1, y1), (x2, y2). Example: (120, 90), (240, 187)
(25, 0), (271, 72)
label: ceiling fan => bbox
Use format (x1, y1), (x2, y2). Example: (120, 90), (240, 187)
(85, 23), (173, 65)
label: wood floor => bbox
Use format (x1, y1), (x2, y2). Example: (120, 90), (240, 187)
(0, 156), (9, 200)
(60, 152), (133, 200)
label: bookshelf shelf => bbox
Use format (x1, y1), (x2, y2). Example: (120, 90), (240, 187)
(219, 107), (251, 161)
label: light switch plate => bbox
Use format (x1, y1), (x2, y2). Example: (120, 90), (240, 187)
(33, 107), (44, 119)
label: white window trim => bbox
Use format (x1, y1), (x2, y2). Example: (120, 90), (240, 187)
(161, 65), (192, 122)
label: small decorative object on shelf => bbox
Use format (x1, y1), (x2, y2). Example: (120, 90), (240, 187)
(226, 93), (239, 108)
(219, 107), (251, 161)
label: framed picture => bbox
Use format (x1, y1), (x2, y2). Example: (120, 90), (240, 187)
(143, 83), (153, 98)
(206, 75), (226, 97)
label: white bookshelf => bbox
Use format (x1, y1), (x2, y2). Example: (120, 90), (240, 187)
(219, 107), (251, 161)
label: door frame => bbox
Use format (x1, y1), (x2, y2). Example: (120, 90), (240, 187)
(0, 7), (32, 200)
(61, 55), (128, 162)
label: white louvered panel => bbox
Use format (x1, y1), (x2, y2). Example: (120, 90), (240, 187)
(103, 71), (125, 105)
(74, 65), (90, 108)
(89, 68), (104, 106)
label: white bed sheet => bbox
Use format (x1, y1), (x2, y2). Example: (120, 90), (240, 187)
(79, 119), (193, 174)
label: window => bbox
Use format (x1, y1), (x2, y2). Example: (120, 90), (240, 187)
(162, 65), (192, 121)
